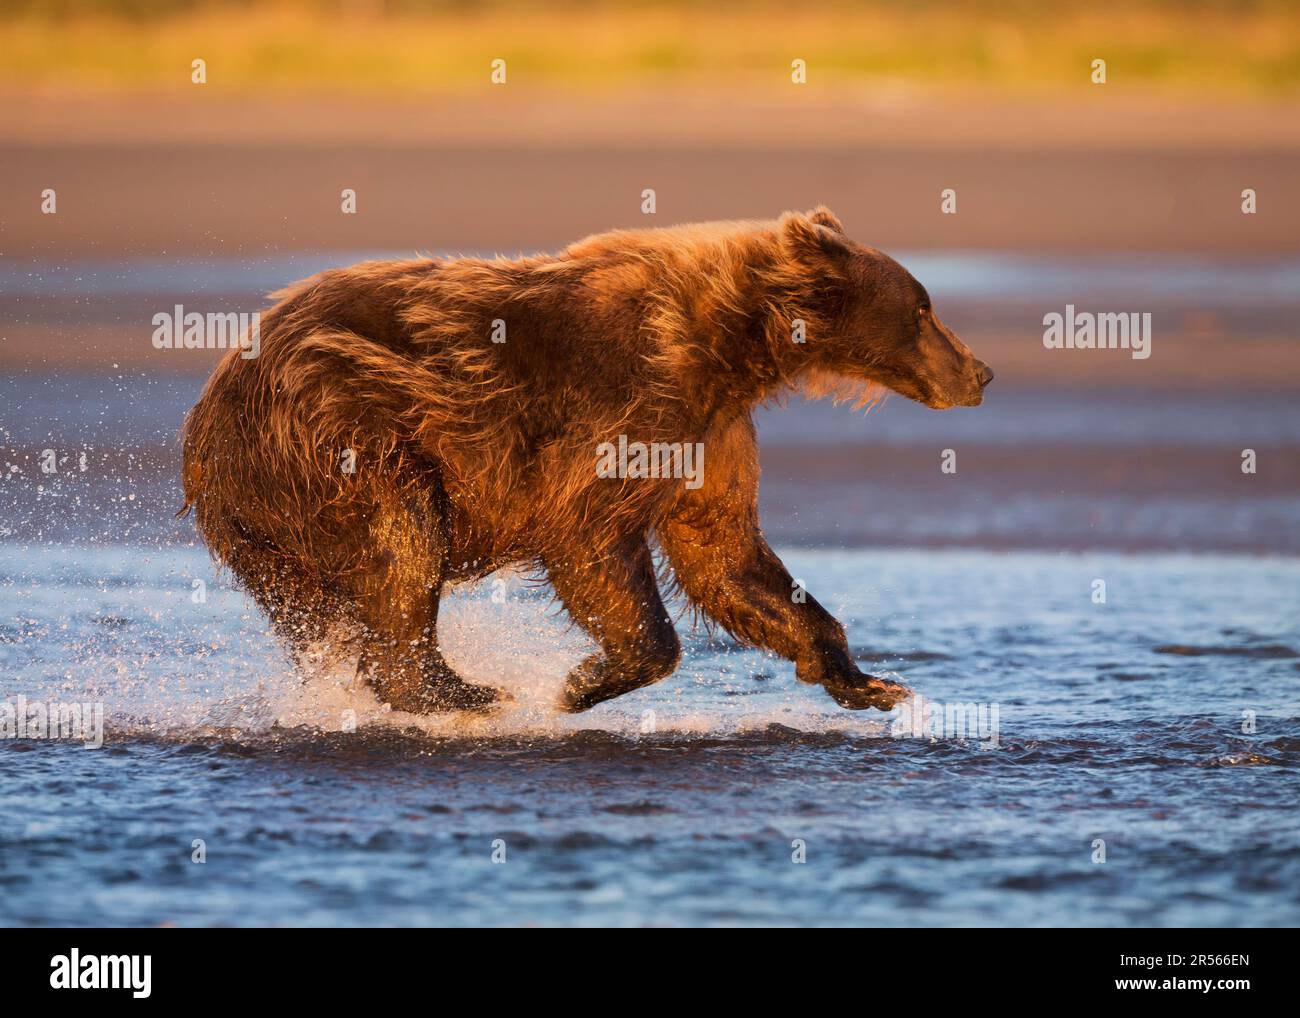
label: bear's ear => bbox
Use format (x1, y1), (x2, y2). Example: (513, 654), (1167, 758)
(807, 206), (845, 233)
(780, 210), (852, 265)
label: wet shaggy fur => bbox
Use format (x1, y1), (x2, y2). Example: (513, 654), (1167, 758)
(182, 208), (992, 714)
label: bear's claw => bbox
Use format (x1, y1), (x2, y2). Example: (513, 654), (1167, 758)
(824, 674), (911, 711)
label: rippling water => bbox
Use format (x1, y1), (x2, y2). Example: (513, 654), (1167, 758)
(3, 545), (1297, 926)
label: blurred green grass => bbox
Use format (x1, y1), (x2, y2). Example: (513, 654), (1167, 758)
(2, 0), (1298, 97)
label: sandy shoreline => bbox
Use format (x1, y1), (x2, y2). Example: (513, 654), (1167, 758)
(8, 90), (1300, 149)
(3, 92), (1299, 259)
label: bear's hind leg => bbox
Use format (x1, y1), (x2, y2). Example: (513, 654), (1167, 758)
(357, 621), (503, 714)
(355, 580), (505, 714)
(352, 495), (505, 714)
(546, 539), (681, 713)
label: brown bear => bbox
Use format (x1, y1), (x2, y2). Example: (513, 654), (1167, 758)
(181, 208), (992, 715)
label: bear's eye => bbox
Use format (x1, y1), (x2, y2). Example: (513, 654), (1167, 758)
(917, 306), (931, 320)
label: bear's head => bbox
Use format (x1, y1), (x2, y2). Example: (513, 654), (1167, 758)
(780, 207), (993, 410)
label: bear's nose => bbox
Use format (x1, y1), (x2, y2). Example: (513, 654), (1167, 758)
(977, 364), (994, 388)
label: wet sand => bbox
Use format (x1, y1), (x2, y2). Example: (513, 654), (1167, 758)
(3, 91), (1299, 262)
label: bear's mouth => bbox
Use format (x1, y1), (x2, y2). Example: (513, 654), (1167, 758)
(874, 372), (953, 410)
(942, 388), (985, 409)
(793, 366), (983, 413)
(922, 388), (984, 410)
(915, 370), (990, 410)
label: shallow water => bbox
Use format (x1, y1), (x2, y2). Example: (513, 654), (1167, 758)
(2, 545), (1298, 927)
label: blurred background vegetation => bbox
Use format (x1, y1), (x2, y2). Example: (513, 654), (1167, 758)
(2, 0), (1298, 97)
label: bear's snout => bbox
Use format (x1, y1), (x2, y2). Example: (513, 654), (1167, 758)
(915, 314), (992, 409)
(951, 362), (992, 407)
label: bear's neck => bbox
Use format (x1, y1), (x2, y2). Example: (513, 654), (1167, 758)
(666, 260), (831, 419)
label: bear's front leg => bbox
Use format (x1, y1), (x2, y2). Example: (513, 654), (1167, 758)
(662, 518), (909, 710)
(657, 415), (910, 712)
(546, 540), (681, 712)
